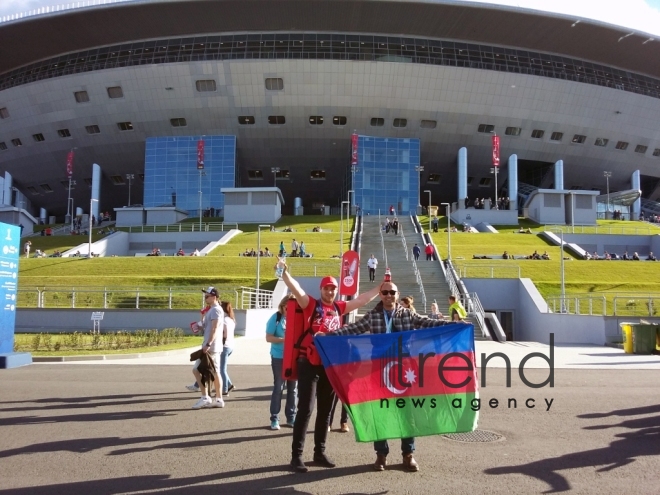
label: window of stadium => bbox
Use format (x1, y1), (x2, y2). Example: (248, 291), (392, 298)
(479, 178), (491, 186)
(86, 125), (101, 135)
(84, 178), (93, 186)
(333, 116), (347, 126)
(40, 184), (53, 192)
(74, 91), (90, 103)
(478, 124), (495, 133)
(117, 122), (134, 131)
(420, 120), (437, 129)
(58, 129), (71, 138)
(60, 180), (74, 189)
(268, 116), (285, 125)
(393, 118), (407, 128)
(370, 118), (385, 127)
(195, 80), (217, 92)
(27, 186), (38, 195)
(110, 175), (126, 185)
(309, 116), (324, 125)
(594, 138), (608, 147)
(170, 118), (187, 127)
(265, 78), (284, 91)
(0, 142), (7, 151)
(107, 86), (124, 99)
(653, 149), (660, 157)
(467, 176), (474, 185)
(275, 169), (290, 179)
(310, 170), (326, 180)
(635, 145), (648, 154)
(572, 134), (586, 144)
(32, 133), (45, 142)
(531, 129), (545, 139)
(238, 116), (255, 125)
(11, 138), (22, 147)
(505, 127), (521, 136)
(550, 132), (564, 141)
(0, 107), (9, 119)
(248, 170), (264, 180)
(427, 174), (441, 183)
(615, 141), (629, 150)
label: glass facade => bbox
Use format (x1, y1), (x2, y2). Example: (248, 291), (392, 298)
(354, 136), (420, 215)
(144, 136), (236, 215)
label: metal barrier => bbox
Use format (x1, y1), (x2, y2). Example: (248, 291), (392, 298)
(121, 222), (238, 233)
(545, 225), (655, 235)
(613, 295), (660, 317)
(545, 295), (607, 316)
(542, 293), (660, 316)
(458, 264), (522, 279)
(239, 287), (274, 309)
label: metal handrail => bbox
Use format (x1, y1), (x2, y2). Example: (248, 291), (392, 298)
(545, 295), (607, 316)
(545, 224), (656, 235)
(458, 264), (522, 279)
(121, 222), (238, 233)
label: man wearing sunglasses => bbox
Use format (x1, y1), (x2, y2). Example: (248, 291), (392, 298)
(280, 259), (381, 473)
(329, 280), (447, 473)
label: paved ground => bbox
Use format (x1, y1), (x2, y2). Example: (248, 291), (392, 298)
(1, 350), (659, 494)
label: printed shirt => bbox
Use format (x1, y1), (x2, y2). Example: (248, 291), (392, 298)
(266, 311), (286, 359)
(301, 296), (347, 359)
(333, 301), (446, 336)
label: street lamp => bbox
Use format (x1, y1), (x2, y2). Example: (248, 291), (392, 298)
(271, 167), (280, 188)
(424, 190), (432, 232)
(126, 174), (134, 206)
(347, 190), (354, 231)
(66, 180), (76, 231)
(88, 198), (98, 258)
(256, 224), (271, 306)
(441, 202), (451, 260)
(603, 171), (612, 218)
(198, 170), (206, 231)
(560, 230), (566, 313)
(415, 165), (425, 208)
(340, 200), (350, 257)
(490, 130), (499, 208)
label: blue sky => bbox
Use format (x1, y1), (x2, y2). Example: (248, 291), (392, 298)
(2, 1), (660, 37)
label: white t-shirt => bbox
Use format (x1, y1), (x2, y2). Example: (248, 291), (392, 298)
(203, 304), (224, 353)
(367, 257), (378, 269)
(223, 316), (236, 348)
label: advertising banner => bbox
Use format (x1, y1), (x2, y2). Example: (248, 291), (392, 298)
(0, 222), (19, 354)
(66, 151), (74, 178)
(196, 140), (205, 170)
(351, 133), (358, 167)
(339, 250), (359, 296)
(492, 135), (500, 167)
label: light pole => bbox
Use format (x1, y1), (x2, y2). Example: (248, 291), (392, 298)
(271, 167), (280, 188)
(603, 171), (612, 218)
(126, 174), (134, 206)
(560, 230), (566, 313)
(490, 130), (499, 208)
(569, 191), (575, 233)
(67, 180), (76, 231)
(441, 202), (451, 260)
(347, 190), (354, 231)
(198, 170), (206, 231)
(88, 198), (98, 258)
(256, 224), (271, 304)
(415, 165), (425, 209)
(424, 190), (432, 232)
(340, 200), (350, 257)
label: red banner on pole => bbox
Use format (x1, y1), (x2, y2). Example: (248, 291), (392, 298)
(66, 151), (74, 178)
(339, 250), (360, 296)
(351, 133), (358, 167)
(492, 135), (500, 167)
(196, 140), (205, 170)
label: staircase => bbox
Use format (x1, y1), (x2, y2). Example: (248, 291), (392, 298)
(357, 214), (489, 340)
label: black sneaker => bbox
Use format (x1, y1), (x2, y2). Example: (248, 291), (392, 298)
(227, 384), (235, 393)
(313, 453), (336, 468)
(290, 457), (308, 473)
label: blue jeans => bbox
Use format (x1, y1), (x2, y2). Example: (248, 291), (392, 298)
(374, 437), (416, 456)
(220, 346), (233, 394)
(270, 357), (297, 422)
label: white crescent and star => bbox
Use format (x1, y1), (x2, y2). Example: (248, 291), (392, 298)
(382, 361), (417, 395)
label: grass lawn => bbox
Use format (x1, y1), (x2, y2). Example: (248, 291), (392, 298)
(22, 232), (108, 256)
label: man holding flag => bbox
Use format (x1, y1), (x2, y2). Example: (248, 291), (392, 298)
(279, 259), (380, 473)
(326, 279), (449, 472)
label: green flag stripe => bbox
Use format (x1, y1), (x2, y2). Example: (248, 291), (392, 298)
(346, 392), (479, 442)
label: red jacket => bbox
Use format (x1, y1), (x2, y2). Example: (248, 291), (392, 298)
(425, 244), (434, 255)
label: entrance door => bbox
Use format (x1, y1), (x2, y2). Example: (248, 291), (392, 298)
(498, 311), (514, 341)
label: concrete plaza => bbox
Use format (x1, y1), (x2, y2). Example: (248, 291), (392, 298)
(0, 339), (658, 494)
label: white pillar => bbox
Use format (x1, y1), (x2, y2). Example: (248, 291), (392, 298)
(91, 163), (101, 220)
(457, 147), (468, 204)
(508, 154), (518, 211)
(3, 172), (12, 206)
(631, 170), (641, 220)
(554, 160), (564, 190)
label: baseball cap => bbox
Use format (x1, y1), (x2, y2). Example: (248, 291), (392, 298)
(319, 276), (338, 289)
(202, 286), (219, 297)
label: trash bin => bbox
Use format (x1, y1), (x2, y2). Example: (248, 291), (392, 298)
(620, 323), (634, 354)
(631, 324), (658, 354)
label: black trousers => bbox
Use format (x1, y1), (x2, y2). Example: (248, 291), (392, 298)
(329, 395), (349, 426)
(291, 358), (336, 458)
(368, 267), (375, 281)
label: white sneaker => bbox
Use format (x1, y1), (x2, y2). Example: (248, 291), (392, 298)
(192, 396), (212, 409)
(212, 398), (225, 408)
(186, 384), (199, 392)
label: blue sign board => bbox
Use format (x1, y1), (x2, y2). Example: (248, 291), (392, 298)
(0, 222), (19, 354)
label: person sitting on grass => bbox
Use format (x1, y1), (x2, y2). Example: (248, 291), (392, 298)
(541, 251), (550, 260)
(592, 252), (600, 260)
(177, 248), (185, 256)
(191, 248), (200, 256)
(502, 251), (510, 260)
(647, 252), (657, 261)
(632, 252), (640, 261)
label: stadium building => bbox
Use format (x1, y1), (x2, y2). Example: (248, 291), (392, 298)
(1, 0), (660, 221)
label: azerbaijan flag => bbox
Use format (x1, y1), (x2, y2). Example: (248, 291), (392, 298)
(314, 323), (479, 442)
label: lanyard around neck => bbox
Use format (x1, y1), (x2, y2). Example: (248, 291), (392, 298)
(383, 309), (393, 333)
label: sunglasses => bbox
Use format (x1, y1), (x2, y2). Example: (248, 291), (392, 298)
(380, 290), (397, 296)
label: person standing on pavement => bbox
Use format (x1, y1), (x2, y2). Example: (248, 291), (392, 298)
(191, 287), (225, 409)
(327, 279), (447, 472)
(220, 301), (236, 396)
(280, 257), (381, 473)
(266, 295), (298, 430)
(367, 254), (378, 282)
(412, 243), (421, 261)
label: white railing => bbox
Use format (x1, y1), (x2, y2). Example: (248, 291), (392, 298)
(542, 293), (660, 316)
(460, 292), (487, 334)
(613, 295), (660, 317)
(0, 0), (133, 24)
(545, 224), (657, 235)
(410, 256), (427, 313)
(545, 295), (607, 316)
(239, 287), (274, 309)
(378, 211), (388, 268)
(458, 264), (522, 279)
(122, 222), (237, 233)
(400, 224), (409, 261)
